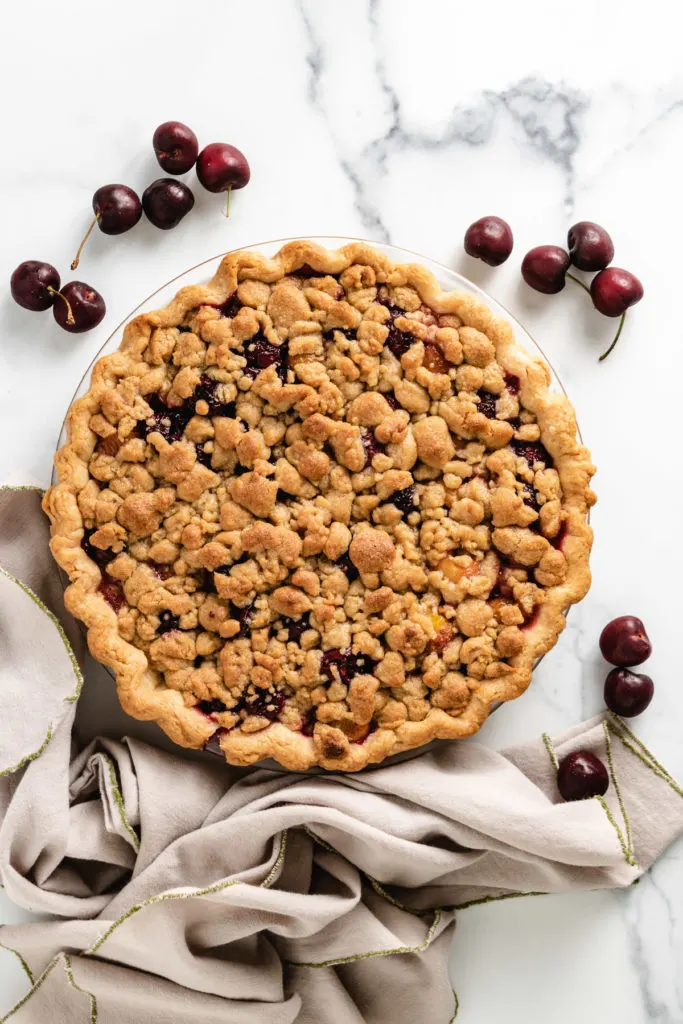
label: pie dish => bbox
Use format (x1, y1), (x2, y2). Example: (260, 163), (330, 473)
(44, 240), (596, 771)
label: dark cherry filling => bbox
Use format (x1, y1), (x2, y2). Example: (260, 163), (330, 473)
(157, 610), (181, 635)
(195, 442), (213, 467)
(379, 297), (418, 359)
(477, 390), (498, 419)
(335, 552), (360, 582)
(511, 440), (551, 468)
(81, 530), (117, 569)
(229, 601), (255, 638)
(291, 263), (327, 278)
(323, 326), (356, 341)
(138, 392), (193, 442)
(97, 575), (125, 611)
(300, 709), (317, 736)
(360, 427), (386, 466)
(238, 689), (286, 723)
(243, 335), (288, 381)
(218, 293), (242, 318)
(383, 393), (400, 410)
(521, 484), (540, 513)
(504, 371), (521, 395)
(283, 612), (311, 642)
(387, 485), (417, 515)
(198, 697), (228, 716)
(193, 374), (236, 417)
(386, 322), (415, 359)
(321, 648), (377, 685)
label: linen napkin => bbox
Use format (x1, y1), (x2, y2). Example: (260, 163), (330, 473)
(1, 486), (681, 1024)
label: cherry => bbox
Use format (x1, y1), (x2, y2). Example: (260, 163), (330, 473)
(153, 121), (199, 174)
(196, 143), (250, 214)
(464, 216), (514, 266)
(71, 184), (142, 270)
(567, 221), (614, 272)
(521, 245), (570, 294)
(142, 178), (195, 229)
(10, 261), (60, 311)
(604, 668), (654, 718)
(557, 750), (609, 801)
(52, 281), (106, 333)
(599, 615), (651, 667)
(591, 268), (643, 318)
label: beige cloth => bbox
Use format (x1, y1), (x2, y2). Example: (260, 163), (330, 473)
(0, 486), (682, 1023)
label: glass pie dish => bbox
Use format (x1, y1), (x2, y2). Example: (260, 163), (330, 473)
(52, 236), (585, 771)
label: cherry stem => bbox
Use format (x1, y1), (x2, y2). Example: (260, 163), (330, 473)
(48, 286), (75, 326)
(566, 272), (591, 296)
(567, 273), (627, 362)
(599, 312), (626, 362)
(71, 213), (101, 271)
(225, 186), (232, 219)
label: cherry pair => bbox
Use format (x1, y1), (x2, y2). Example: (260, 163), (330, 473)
(11, 261), (104, 333)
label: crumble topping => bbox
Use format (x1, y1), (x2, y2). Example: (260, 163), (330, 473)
(74, 258), (579, 760)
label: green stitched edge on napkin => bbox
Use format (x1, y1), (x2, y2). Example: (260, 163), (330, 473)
(449, 989), (460, 1021)
(285, 909), (443, 968)
(0, 952), (97, 1024)
(0, 943), (34, 985)
(84, 828), (288, 956)
(0, 567), (84, 778)
(607, 714), (683, 798)
(0, 485), (45, 494)
(99, 753), (141, 852)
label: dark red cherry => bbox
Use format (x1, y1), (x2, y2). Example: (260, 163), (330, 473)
(142, 179), (195, 229)
(521, 245), (570, 294)
(599, 615), (651, 667)
(604, 668), (654, 718)
(153, 121), (199, 174)
(10, 261), (60, 311)
(557, 750), (609, 801)
(196, 143), (250, 193)
(590, 268), (644, 317)
(93, 184), (142, 234)
(71, 184), (142, 269)
(464, 216), (514, 267)
(52, 281), (106, 333)
(567, 221), (614, 272)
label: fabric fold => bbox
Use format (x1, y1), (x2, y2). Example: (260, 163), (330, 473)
(1, 487), (682, 1024)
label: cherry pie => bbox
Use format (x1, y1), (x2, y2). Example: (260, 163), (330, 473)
(44, 241), (596, 770)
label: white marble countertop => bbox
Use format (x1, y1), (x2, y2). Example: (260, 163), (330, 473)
(2, 0), (682, 1019)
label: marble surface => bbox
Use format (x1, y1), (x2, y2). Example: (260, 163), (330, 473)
(2, 0), (682, 1018)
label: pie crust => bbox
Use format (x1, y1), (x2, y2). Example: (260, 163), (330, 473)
(44, 241), (596, 771)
